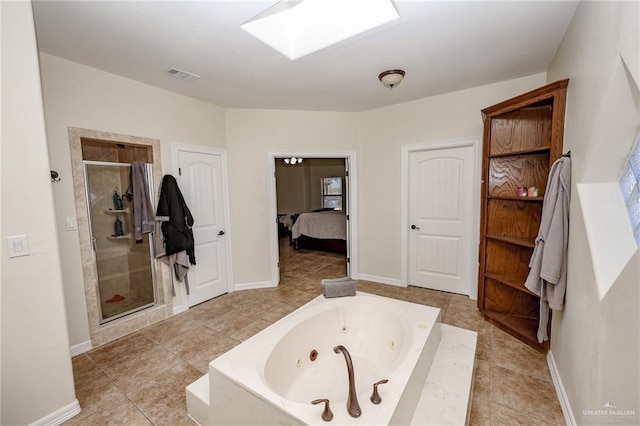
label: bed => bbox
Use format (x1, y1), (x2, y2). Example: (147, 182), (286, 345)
(290, 210), (347, 254)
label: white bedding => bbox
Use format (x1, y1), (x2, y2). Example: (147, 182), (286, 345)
(291, 210), (346, 240)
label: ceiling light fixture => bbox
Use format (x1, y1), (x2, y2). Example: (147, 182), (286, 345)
(241, 0), (399, 60)
(378, 69), (405, 89)
(283, 157), (303, 165)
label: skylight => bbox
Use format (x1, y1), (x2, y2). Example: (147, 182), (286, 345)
(619, 132), (640, 246)
(241, 0), (399, 60)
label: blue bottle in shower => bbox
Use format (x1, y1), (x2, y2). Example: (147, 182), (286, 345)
(114, 217), (124, 237)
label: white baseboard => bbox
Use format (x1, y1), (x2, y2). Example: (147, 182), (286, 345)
(173, 303), (188, 315)
(69, 340), (92, 357)
(234, 281), (276, 291)
(29, 399), (81, 426)
(355, 273), (404, 287)
(547, 350), (576, 426)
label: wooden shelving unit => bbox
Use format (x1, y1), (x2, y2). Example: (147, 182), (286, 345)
(477, 79), (569, 352)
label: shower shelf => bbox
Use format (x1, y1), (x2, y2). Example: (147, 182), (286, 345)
(104, 208), (129, 214)
(107, 234), (131, 240)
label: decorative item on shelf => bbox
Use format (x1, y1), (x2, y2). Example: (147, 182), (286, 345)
(114, 216), (124, 237)
(283, 157), (303, 165)
(378, 69), (405, 89)
(113, 189), (123, 210)
(517, 187), (528, 197)
(527, 186), (539, 197)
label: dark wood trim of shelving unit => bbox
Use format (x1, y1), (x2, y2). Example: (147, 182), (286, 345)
(485, 234), (535, 248)
(484, 272), (538, 296)
(477, 79), (568, 353)
(481, 79), (569, 120)
(488, 146), (551, 158)
(484, 311), (550, 352)
(487, 195), (544, 202)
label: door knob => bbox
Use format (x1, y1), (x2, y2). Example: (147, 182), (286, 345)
(218, 230), (225, 236)
(411, 225), (420, 230)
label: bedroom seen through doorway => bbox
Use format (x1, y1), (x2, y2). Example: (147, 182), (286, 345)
(273, 157), (349, 286)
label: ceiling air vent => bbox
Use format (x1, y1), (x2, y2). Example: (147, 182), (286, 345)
(163, 67), (201, 82)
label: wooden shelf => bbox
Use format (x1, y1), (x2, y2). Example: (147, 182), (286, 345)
(107, 234), (131, 240)
(488, 146), (550, 158)
(484, 273), (538, 297)
(483, 310), (549, 352)
(487, 195), (544, 202)
(486, 234), (535, 248)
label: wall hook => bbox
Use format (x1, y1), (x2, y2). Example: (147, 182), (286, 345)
(51, 170), (61, 182)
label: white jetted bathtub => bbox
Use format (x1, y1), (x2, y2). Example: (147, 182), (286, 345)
(187, 292), (476, 425)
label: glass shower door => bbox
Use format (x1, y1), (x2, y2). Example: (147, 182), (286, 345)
(84, 161), (157, 323)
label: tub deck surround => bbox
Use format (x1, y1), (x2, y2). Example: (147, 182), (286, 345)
(411, 324), (478, 425)
(187, 292), (477, 425)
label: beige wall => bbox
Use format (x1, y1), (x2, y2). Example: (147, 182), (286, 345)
(275, 158), (346, 222)
(307, 159), (346, 211)
(39, 53), (227, 346)
(1, 2), (77, 423)
(275, 162), (308, 219)
(546, 0), (640, 420)
(358, 74), (547, 281)
(225, 109), (359, 285)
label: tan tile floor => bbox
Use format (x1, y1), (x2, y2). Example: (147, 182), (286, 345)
(66, 239), (565, 425)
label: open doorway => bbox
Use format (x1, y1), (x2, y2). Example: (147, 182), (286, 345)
(267, 152), (358, 287)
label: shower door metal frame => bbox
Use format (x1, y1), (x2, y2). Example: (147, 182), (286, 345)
(83, 160), (159, 325)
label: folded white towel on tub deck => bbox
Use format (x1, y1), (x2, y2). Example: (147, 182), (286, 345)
(321, 277), (356, 298)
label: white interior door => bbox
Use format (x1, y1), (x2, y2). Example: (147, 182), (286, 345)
(409, 145), (474, 295)
(176, 149), (229, 307)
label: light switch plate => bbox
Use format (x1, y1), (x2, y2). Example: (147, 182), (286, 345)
(66, 217), (78, 231)
(7, 235), (29, 258)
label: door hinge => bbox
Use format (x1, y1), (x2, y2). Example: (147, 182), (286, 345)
(178, 167), (182, 176)
(347, 257), (350, 263)
(346, 214), (349, 220)
(346, 171), (349, 177)
(277, 262), (280, 268)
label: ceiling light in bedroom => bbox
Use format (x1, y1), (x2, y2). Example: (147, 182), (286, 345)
(284, 157), (303, 165)
(378, 69), (405, 89)
(241, 0), (399, 60)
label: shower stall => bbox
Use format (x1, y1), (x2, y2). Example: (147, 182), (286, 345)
(84, 161), (158, 324)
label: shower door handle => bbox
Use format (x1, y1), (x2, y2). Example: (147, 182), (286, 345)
(91, 237), (97, 262)
(218, 230), (225, 236)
